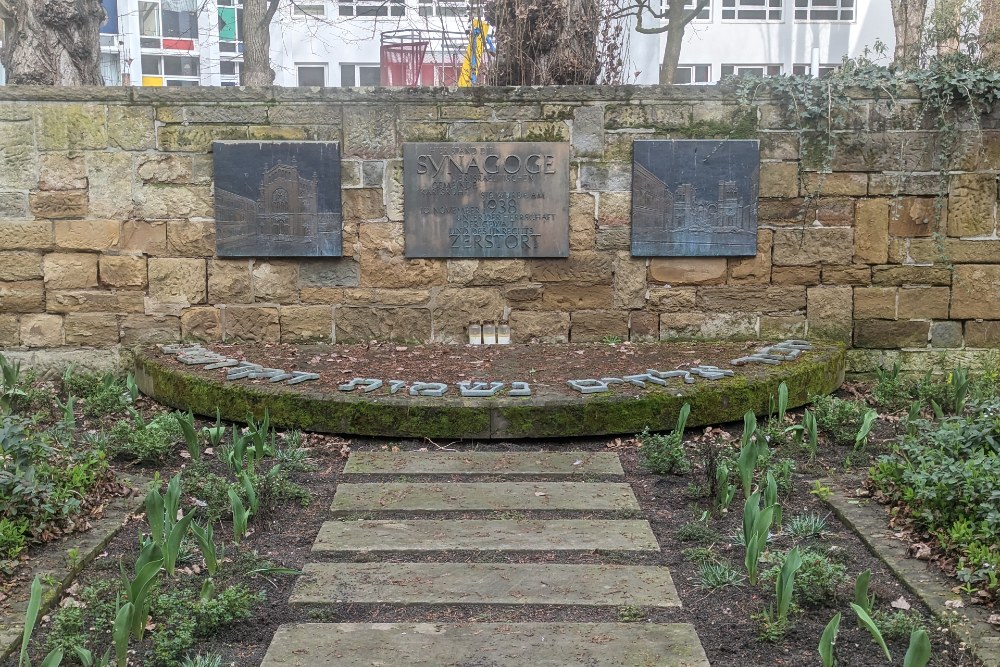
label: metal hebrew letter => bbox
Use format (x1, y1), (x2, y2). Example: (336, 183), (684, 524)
(410, 382), (448, 397)
(567, 379), (610, 394)
(388, 380), (406, 395)
(458, 381), (504, 397)
(509, 382), (532, 397)
(339, 378), (384, 393)
(286, 372), (320, 385)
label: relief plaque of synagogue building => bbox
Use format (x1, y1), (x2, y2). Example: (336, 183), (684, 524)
(213, 142), (342, 257)
(631, 140), (759, 257)
(402, 142), (569, 258)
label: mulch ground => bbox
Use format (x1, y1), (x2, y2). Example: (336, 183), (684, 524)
(155, 340), (771, 397)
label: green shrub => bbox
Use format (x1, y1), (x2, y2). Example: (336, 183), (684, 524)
(871, 610), (927, 641)
(870, 402), (1000, 594)
(109, 412), (183, 462)
(698, 561), (743, 589)
(639, 404), (692, 475)
(0, 518), (28, 560)
(763, 549), (846, 607)
(182, 463), (237, 523)
(676, 521), (719, 543)
(65, 371), (128, 418)
(811, 395), (868, 446)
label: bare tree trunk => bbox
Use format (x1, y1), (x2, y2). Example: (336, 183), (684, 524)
(658, 4), (686, 84)
(241, 0), (279, 85)
(890, 0), (928, 68)
(0, 0), (105, 85)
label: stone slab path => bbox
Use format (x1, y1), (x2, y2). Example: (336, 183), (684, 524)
(262, 450), (709, 666)
(313, 518), (660, 553)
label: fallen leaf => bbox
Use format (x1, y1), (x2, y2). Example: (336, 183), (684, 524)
(945, 599), (965, 609)
(988, 614), (1000, 627)
(890, 596), (911, 610)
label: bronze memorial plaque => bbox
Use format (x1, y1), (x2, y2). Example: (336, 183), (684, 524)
(631, 140), (759, 257)
(403, 142), (569, 258)
(214, 141), (342, 257)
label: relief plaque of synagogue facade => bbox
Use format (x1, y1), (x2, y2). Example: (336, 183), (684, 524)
(631, 140), (759, 257)
(403, 142), (569, 258)
(213, 142), (342, 257)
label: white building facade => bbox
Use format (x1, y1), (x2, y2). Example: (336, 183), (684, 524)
(0, 0), (897, 87)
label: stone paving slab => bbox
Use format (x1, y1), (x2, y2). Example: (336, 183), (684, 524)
(261, 622), (709, 666)
(343, 451), (625, 476)
(330, 482), (640, 515)
(290, 562), (681, 607)
(313, 519), (660, 553)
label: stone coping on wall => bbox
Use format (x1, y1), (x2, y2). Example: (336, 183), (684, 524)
(133, 341), (845, 439)
(0, 83), (927, 104)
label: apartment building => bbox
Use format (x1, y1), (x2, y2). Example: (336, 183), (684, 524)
(0, 0), (896, 87)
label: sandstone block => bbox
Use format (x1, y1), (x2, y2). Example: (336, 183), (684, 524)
(208, 259), (252, 303)
(120, 221), (167, 255)
(728, 229), (773, 284)
(898, 287), (950, 319)
(108, 105), (155, 150)
(770, 266), (821, 285)
(29, 190), (88, 219)
(822, 265), (872, 285)
(760, 315), (806, 339)
(570, 310), (628, 343)
(597, 192), (631, 227)
(148, 258), (206, 306)
(344, 189), (386, 221)
(948, 173), (996, 237)
(951, 264), (1000, 319)
(0, 281), (44, 312)
(166, 220), (215, 256)
(335, 306), (431, 343)
(99, 255), (147, 288)
(869, 173), (943, 196)
(280, 305), (333, 342)
(696, 286), (806, 313)
(759, 162), (799, 198)
(19, 314), (63, 347)
(0, 315), (18, 346)
(658, 312), (706, 340)
(64, 313), (120, 346)
(0, 121), (36, 189)
(801, 172), (867, 196)
(248, 126), (310, 141)
(267, 104), (343, 125)
(522, 284), (614, 311)
(397, 122), (449, 142)
(579, 163), (630, 191)
(180, 307), (222, 342)
(440, 105), (492, 120)
(135, 185), (212, 219)
(0, 222), (53, 251)
(299, 259), (360, 288)
(569, 193), (597, 251)
(43, 252), (98, 289)
(646, 287), (696, 312)
(872, 265), (952, 286)
(35, 104), (107, 150)
(504, 283), (543, 303)
(0, 191), (28, 217)
(571, 105), (605, 157)
(772, 227), (854, 266)
(806, 286), (853, 341)
(86, 152), (134, 219)
(38, 154), (87, 191)
(531, 252), (613, 285)
(854, 198), (890, 264)
(628, 311), (658, 342)
(454, 260), (529, 286)
(432, 288), (505, 343)
(299, 287), (344, 304)
(613, 253), (646, 309)
(343, 289), (430, 306)
(854, 320), (928, 349)
(343, 106), (397, 159)
(889, 197), (943, 237)
(853, 287), (896, 319)
(46, 289), (144, 314)
(223, 306), (279, 342)
(908, 239), (1000, 264)
(509, 311), (569, 343)
(0, 252), (42, 281)
(252, 261), (298, 302)
(137, 155), (193, 184)
(55, 220), (120, 251)
(359, 223), (447, 288)
(157, 125), (248, 152)
(121, 315), (180, 345)
(648, 257), (727, 285)
(965, 320), (1000, 347)
(930, 321), (963, 348)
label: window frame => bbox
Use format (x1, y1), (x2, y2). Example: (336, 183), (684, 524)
(721, 0), (784, 22)
(673, 63), (712, 84)
(339, 62), (381, 87)
(297, 63), (328, 87)
(720, 63), (783, 78)
(793, 0), (855, 22)
(338, 0), (404, 17)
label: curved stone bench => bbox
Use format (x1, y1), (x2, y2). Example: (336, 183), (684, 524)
(133, 342), (845, 439)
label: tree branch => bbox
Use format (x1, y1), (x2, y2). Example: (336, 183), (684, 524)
(263, 0), (281, 26)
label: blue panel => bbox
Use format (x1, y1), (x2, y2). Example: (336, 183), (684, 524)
(101, 0), (119, 33)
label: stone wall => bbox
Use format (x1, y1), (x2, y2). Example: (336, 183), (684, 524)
(0, 85), (997, 373)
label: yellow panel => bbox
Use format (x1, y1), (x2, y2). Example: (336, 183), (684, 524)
(142, 76), (163, 87)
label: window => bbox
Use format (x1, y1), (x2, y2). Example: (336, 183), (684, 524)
(297, 64), (327, 86)
(418, 0), (467, 16)
(340, 63), (380, 86)
(721, 64), (783, 77)
(673, 64), (711, 84)
(141, 54), (200, 85)
(220, 61), (239, 75)
(338, 0), (404, 16)
(792, 63), (838, 77)
(101, 0), (118, 34)
(683, 0), (711, 20)
(139, 1), (160, 36)
(294, 3), (326, 15)
(162, 0), (199, 40)
(722, 0), (783, 21)
(794, 0), (853, 20)
(100, 53), (122, 84)
(139, 0), (198, 48)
